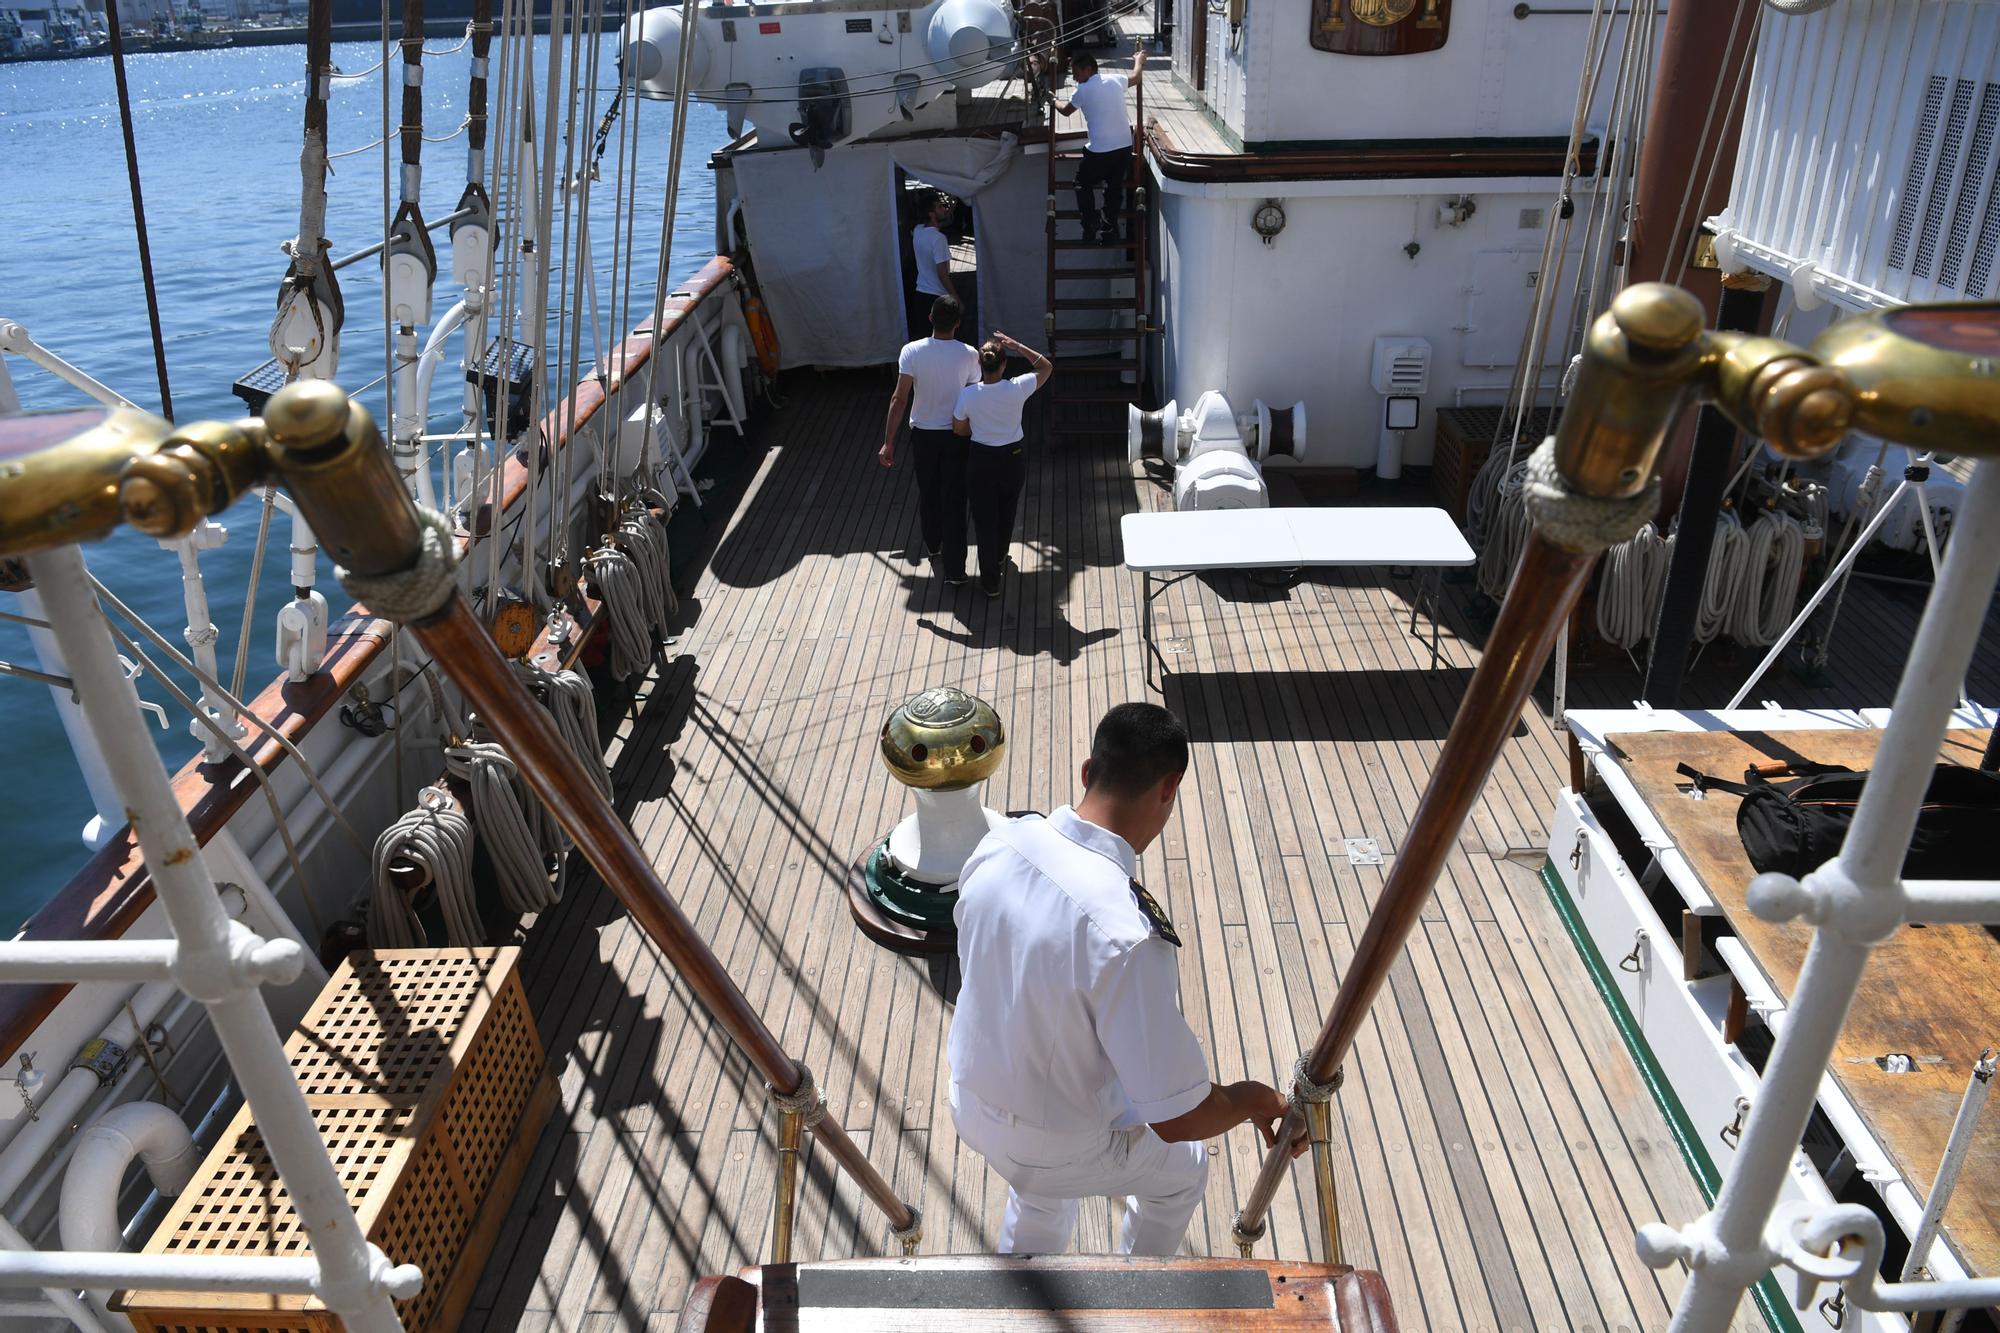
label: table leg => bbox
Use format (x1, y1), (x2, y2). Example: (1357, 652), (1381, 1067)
(1428, 570), (1443, 670)
(1144, 570), (1159, 693)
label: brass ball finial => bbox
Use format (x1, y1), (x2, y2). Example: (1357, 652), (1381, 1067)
(879, 687), (1005, 791)
(263, 380), (352, 450)
(1612, 283), (1705, 353)
(1757, 363), (1856, 459)
(118, 452), (203, 538)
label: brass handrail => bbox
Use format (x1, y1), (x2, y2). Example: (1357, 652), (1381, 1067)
(0, 381), (924, 1257)
(1227, 286), (2000, 1261)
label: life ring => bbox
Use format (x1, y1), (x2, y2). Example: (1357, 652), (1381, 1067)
(743, 293), (781, 375)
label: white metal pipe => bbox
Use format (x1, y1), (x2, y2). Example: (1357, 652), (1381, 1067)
(0, 982), (177, 1210)
(1899, 1049), (1995, 1282)
(290, 509), (320, 595)
(0, 319), (136, 410)
(23, 544), (414, 1333)
(1670, 461), (2000, 1328)
(1725, 475), (1914, 709)
(391, 327), (436, 510)
(170, 525), (247, 763)
(206, 829), (328, 989)
(1901, 881), (2000, 924)
(0, 1250), (323, 1292)
(0, 1211), (107, 1333)
(0, 940), (177, 984)
(59, 1101), (201, 1254)
(12, 586), (127, 849)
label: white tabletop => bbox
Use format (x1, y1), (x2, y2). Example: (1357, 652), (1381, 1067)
(1120, 506), (1476, 573)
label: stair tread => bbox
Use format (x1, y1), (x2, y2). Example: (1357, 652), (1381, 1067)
(1052, 239), (1143, 250)
(1049, 328), (1144, 340)
(1052, 266), (1136, 279)
(1052, 297), (1135, 309)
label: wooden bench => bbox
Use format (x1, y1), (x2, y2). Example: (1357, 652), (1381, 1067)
(676, 1256), (1400, 1331)
(1119, 507), (1476, 687)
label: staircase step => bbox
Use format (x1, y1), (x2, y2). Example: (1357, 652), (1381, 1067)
(1052, 238), (1141, 250)
(1050, 356), (1141, 370)
(1052, 265), (1136, 279)
(1049, 328), (1144, 340)
(1052, 297), (1134, 310)
(1050, 389), (1145, 402)
(1048, 209), (1142, 220)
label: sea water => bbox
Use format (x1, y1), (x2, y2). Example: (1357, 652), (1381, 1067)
(0, 38), (727, 927)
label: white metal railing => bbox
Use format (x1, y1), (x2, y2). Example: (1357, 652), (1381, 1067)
(1641, 458), (2000, 1327)
(0, 545), (418, 1330)
(1710, 0), (2000, 312)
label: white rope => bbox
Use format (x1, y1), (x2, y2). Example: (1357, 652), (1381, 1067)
(370, 791), (480, 947)
(444, 735), (562, 914)
(337, 506), (460, 624)
(1694, 511), (1749, 644)
(513, 656), (612, 800)
(1476, 462), (1535, 600)
(588, 543), (653, 680)
(1595, 522), (1670, 652)
(1725, 511), (1808, 646)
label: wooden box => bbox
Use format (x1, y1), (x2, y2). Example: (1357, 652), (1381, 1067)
(1431, 406), (1560, 525)
(119, 948), (557, 1333)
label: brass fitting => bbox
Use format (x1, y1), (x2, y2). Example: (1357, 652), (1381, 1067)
(260, 381), (426, 579)
(1552, 283), (1708, 499)
(121, 418), (271, 539)
(0, 406), (173, 557)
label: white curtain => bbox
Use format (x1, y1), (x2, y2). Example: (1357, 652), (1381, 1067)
(730, 133), (1049, 368)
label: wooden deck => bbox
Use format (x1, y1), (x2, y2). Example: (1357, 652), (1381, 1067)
(463, 368), (1998, 1332)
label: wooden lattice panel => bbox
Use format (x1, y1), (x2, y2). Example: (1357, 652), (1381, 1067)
(119, 948), (556, 1333)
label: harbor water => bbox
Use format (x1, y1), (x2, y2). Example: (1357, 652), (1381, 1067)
(0, 38), (727, 927)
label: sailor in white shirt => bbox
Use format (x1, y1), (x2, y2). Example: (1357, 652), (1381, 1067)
(947, 703), (1297, 1256)
(907, 190), (958, 339)
(1055, 48), (1145, 243)
(880, 295), (981, 582)
(953, 330), (1052, 596)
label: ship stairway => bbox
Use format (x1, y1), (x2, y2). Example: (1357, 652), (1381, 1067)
(675, 1256), (1400, 1331)
(1040, 65), (1149, 443)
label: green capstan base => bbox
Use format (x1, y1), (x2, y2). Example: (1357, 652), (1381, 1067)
(846, 838), (959, 955)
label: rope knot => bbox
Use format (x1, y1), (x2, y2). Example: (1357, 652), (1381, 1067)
(1289, 1055), (1343, 1111)
(338, 506), (461, 624)
(1521, 438), (1660, 555)
(766, 1063), (828, 1128)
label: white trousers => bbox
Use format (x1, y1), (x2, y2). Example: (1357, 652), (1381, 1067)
(950, 1085), (1208, 1257)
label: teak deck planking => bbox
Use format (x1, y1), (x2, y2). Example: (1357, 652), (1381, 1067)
(1611, 726), (2000, 1282)
(464, 368), (1998, 1332)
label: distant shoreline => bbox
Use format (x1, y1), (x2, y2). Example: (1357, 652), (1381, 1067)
(1, 11), (625, 63)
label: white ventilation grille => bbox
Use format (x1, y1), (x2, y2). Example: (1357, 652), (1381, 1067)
(1709, 0), (2000, 312)
(1371, 338), (1431, 396)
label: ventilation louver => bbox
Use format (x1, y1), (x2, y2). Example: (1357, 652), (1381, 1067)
(1888, 75), (2000, 297)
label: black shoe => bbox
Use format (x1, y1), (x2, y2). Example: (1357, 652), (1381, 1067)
(981, 578), (1002, 597)
(944, 572), (969, 586)
(1098, 226), (1118, 246)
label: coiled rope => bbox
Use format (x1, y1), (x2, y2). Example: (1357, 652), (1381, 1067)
(1595, 522), (1670, 653)
(444, 733), (562, 914)
(514, 656), (612, 800)
(1694, 511), (1748, 644)
(370, 789), (480, 947)
(1725, 511), (1808, 647)
(1475, 460), (1534, 600)
(588, 506), (677, 680)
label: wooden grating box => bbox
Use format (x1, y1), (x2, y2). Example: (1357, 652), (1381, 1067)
(1431, 405), (1561, 525)
(118, 948), (557, 1333)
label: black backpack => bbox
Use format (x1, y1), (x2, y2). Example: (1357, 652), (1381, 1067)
(1676, 760), (2000, 880)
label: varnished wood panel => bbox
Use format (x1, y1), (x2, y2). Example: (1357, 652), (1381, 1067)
(1610, 726), (2000, 1281)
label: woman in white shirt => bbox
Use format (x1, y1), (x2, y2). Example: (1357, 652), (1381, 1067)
(952, 331), (1053, 596)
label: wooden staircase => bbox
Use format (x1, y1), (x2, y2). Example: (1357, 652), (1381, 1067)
(1041, 67), (1149, 441)
(676, 1256), (1401, 1331)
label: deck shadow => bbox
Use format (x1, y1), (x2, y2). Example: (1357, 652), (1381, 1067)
(1164, 667), (1518, 743)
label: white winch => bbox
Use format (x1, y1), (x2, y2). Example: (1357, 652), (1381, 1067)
(1126, 390), (1308, 511)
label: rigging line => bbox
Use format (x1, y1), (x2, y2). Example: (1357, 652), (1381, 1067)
(1656, 0), (1751, 286)
(637, 0), (700, 507)
(87, 573), (372, 858)
(102, 0), (173, 420)
(521, 0), (571, 607)
(550, 0), (595, 566)
(556, 0), (606, 559)
(94, 620), (331, 942)
(379, 0), (395, 504)
(482, 0), (525, 619)
(1670, 0), (1764, 287)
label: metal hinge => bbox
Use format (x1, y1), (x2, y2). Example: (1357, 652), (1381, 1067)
(72, 1037), (131, 1088)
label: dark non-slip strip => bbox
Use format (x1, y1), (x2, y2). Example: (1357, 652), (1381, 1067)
(797, 1267), (1277, 1311)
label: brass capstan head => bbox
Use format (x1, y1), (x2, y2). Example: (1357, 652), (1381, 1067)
(878, 687), (1006, 792)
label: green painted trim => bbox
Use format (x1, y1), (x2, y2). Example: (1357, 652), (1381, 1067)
(1537, 859), (1803, 1333)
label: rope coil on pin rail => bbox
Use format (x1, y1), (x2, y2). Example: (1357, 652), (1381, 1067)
(369, 786), (480, 947)
(513, 655), (611, 799)
(443, 733), (562, 914)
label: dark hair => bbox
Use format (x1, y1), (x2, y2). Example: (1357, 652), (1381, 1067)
(1070, 50), (1098, 76)
(922, 188), (953, 217)
(978, 341), (1006, 376)
(1085, 703), (1189, 798)
(930, 295), (963, 334)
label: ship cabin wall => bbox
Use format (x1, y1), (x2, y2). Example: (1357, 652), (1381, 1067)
(1154, 175), (1594, 471)
(1174, 0), (1634, 147)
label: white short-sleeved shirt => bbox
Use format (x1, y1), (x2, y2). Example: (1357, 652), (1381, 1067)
(912, 223), (953, 296)
(1070, 72), (1132, 153)
(953, 372), (1040, 446)
(947, 807), (1209, 1135)
(898, 337), (980, 431)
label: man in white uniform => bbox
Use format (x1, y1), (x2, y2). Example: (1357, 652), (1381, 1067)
(948, 703), (1297, 1255)
(908, 190), (959, 340)
(880, 295), (981, 582)
(1056, 48), (1145, 243)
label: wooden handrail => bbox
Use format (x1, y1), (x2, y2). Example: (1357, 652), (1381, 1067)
(0, 257), (737, 1065)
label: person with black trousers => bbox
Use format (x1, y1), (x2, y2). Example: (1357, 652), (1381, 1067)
(952, 331), (1053, 596)
(1056, 48), (1145, 244)
(881, 296), (982, 582)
